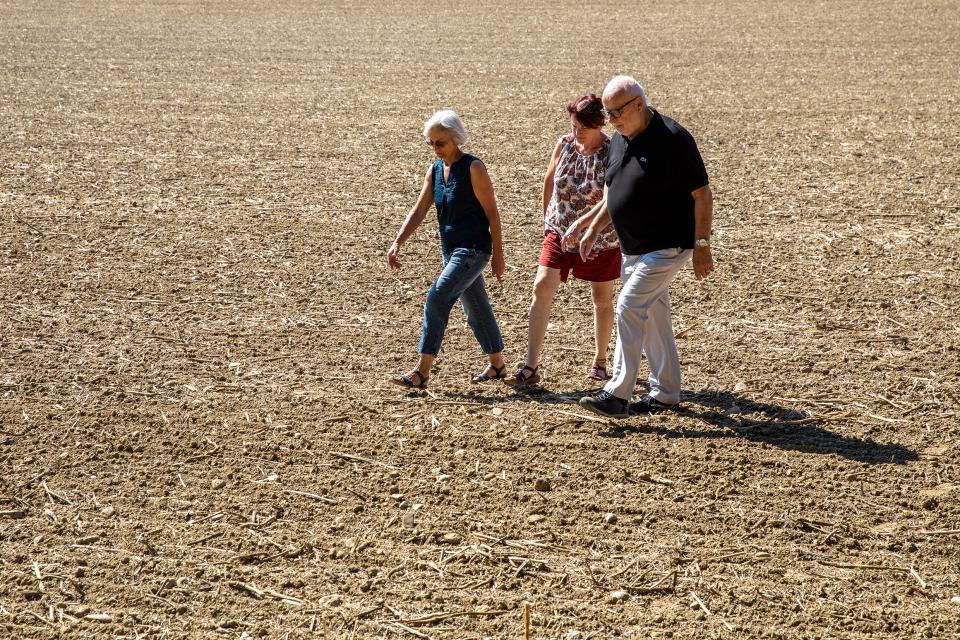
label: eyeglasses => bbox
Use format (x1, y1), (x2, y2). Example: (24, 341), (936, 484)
(425, 139), (449, 148)
(602, 95), (640, 120)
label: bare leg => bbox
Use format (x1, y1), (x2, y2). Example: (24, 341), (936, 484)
(590, 279), (616, 366)
(413, 353), (435, 379)
(524, 266), (562, 368)
(393, 352), (435, 388)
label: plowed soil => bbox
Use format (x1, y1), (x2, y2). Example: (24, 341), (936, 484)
(2, 1), (959, 638)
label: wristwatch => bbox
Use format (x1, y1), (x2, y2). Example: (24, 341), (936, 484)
(694, 237), (711, 248)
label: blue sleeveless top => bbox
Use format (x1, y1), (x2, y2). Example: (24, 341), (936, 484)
(432, 153), (492, 254)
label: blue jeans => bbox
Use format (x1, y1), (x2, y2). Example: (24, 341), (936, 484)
(418, 248), (504, 356)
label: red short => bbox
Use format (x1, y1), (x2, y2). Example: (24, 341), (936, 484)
(538, 232), (621, 283)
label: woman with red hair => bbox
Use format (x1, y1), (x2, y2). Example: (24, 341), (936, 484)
(505, 95), (620, 386)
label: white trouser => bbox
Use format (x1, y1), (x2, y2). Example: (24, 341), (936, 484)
(604, 248), (692, 404)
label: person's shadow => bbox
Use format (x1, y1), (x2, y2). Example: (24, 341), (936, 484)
(608, 389), (918, 465)
(440, 386), (918, 465)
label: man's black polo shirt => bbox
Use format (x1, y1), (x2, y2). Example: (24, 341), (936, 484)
(605, 110), (709, 256)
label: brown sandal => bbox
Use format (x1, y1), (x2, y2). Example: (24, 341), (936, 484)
(390, 369), (428, 389)
(504, 364), (540, 386)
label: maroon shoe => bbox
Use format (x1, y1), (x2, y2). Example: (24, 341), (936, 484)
(586, 363), (609, 381)
(504, 364), (540, 386)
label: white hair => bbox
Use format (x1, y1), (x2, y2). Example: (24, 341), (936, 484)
(603, 75), (650, 108)
(422, 110), (468, 146)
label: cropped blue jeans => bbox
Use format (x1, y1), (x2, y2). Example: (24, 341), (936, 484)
(418, 248), (504, 356)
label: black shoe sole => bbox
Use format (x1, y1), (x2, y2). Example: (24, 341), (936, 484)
(579, 400), (629, 419)
(629, 401), (678, 414)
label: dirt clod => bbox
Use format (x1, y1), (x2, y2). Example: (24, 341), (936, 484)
(534, 478), (552, 491)
(2, 2), (958, 639)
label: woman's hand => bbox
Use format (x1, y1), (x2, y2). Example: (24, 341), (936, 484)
(387, 241), (402, 269)
(469, 160), (505, 285)
(389, 166), (435, 270)
(491, 251), (505, 283)
(561, 226), (581, 251)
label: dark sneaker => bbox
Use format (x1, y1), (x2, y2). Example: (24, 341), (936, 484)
(629, 394), (678, 414)
(579, 391), (629, 418)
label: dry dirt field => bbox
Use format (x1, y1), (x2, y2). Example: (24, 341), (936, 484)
(2, 1), (959, 638)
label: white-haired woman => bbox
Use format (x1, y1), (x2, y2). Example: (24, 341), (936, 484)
(388, 110), (507, 389)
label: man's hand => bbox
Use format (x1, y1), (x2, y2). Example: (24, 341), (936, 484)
(387, 241), (402, 269)
(578, 228), (600, 261)
(692, 246), (714, 280)
(491, 252), (506, 283)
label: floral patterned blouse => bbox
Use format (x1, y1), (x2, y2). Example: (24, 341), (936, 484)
(543, 134), (618, 252)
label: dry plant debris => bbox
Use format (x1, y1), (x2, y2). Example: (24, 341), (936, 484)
(1, 0), (959, 638)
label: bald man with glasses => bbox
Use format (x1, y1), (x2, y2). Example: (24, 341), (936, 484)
(564, 75), (714, 418)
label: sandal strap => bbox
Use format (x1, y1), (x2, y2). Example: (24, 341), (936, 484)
(473, 362), (506, 383)
(512, 364), (538, 382)
(404, 370), (427, 386)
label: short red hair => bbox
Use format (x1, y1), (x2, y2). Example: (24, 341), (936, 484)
(566, 94), (605, 129)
